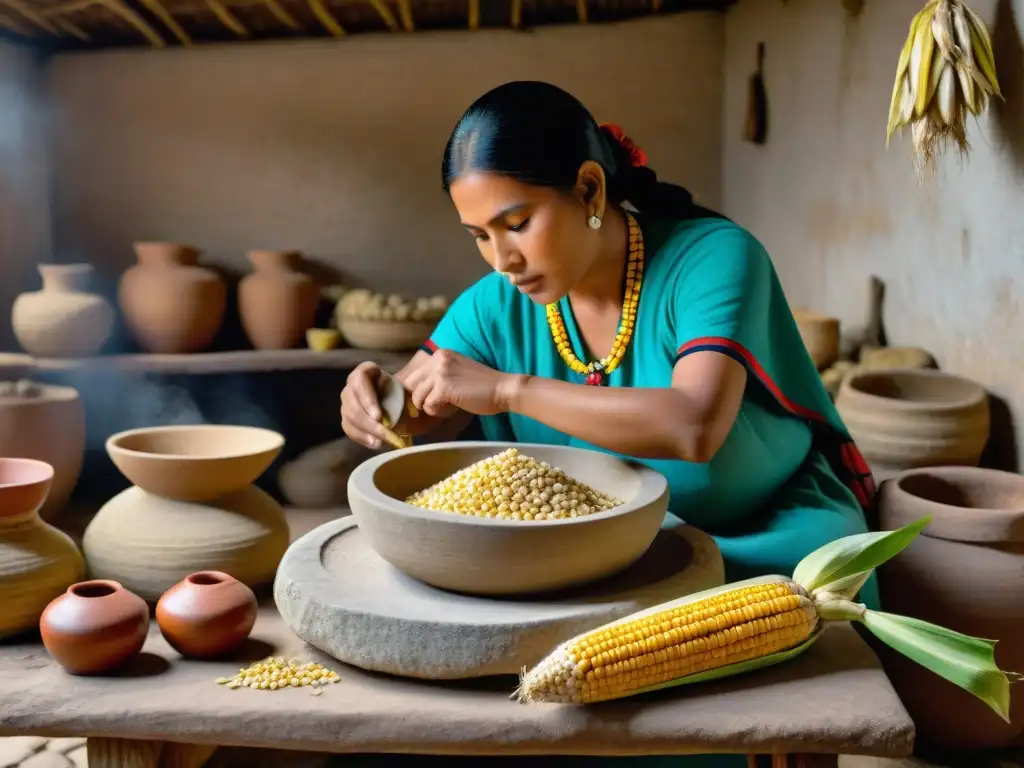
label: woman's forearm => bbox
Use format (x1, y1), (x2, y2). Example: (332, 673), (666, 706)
(501, 375), (716, 462)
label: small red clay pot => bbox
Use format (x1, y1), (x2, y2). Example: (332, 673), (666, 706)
(40, 580), (150, 674)
(156, 571), (257, 658)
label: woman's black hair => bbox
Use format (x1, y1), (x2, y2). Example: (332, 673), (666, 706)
(442, 80), (723, 221)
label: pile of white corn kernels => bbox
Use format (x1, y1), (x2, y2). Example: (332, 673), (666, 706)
(405, 448), (622, 521)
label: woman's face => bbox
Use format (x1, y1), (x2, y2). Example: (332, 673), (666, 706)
(448, 171), (600, 305)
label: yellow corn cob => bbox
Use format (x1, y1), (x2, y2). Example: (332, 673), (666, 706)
(518, 518), (1019, 722)
(516, 579), (817, 704)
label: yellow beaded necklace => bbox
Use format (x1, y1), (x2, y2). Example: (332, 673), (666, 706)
(546, 211), (644, 386)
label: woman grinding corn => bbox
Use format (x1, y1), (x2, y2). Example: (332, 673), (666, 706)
(341, 80), (878, 611)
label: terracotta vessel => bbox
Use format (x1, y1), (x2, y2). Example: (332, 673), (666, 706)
(156, 570), (257, 658)
(238, 250), (319, 350)
(792, 309), (839, 370)
(277, 437), (374, 508)
(347, 441), (668, 595)
(118, 242), (226, 354)
(877, 466), (1024, 750)
(11, 263), (114, 358)
(0, 458), (85, 638)
(835, 368), (990, 481)
(82, 425), (290, 601)
(859, 346), (936, 370)
(40, 579), (150, 674)
(0, 380), (85, 519)
(105, 423), (284, 502)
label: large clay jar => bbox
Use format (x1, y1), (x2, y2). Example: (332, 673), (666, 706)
(792, 309), (839, 371)
(276, 437), (375, 508)
(82, 425), (290, 601)
(238, 250), (319, 350)
(0, 458), (85, 639)
(11, 263), (115, 358)
(877, 467), (1024, 750)
(156, 570), (257, 658)
(0, 380), (85, 520)
(118, 242), (226, 354)
(835, 368), (990, 481)
(40, 579), (150, 674)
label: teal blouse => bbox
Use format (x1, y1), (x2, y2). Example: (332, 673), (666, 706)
(423, 213), (879, 609)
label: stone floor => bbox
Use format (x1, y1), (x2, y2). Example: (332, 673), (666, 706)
(4, 739), (1012, 768)
(0, 737), (86, 768)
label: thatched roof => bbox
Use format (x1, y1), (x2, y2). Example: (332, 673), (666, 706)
(0, 0), (732, 51)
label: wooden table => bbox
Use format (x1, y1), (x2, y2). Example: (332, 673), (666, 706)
(0, 510), (915, 768)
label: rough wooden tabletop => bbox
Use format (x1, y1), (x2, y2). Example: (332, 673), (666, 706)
(0, 508), (915, 758)
(0, 605), (914, 757)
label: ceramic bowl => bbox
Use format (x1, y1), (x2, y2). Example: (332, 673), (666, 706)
(106, 425), (285, 502)
(306, 328), (340, 352)
(0, 457), (54, 518)
(347, 441), (669, 596)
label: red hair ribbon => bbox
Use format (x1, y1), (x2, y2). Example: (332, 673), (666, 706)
(599, 123), (648, 168)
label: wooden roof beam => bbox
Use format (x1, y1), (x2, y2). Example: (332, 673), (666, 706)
(263, 0), (300, 31)
(0, 0), (58, 34)
(101, 0), (165, 45)
(368, 0), (397, 30)
(52, 14), (89, 38)
(397, 0), (411, 31)
(308, 0), (343, 36)
(205, 0), (248, 36)
(137, 0), (192, 44)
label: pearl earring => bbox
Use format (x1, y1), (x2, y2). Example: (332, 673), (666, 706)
(588, 215), (602, 230)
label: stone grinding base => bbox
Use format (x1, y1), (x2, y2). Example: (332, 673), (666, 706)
(273, 517), (724, 680)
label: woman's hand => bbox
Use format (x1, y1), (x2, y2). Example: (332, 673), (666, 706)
(339, 361), (392, 450)
(403, 349), (518, 418)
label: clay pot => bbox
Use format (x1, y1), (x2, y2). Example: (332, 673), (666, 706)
(156, 571), (257, 658)
(238, 250), (319, 350)
(82, 425), (289, 601)
(792, 309), (840, 370)
(118, 242), (226, 354)
(0, 380), (85, 520)
(0, 458), (86, 638)
(877, 466), (1024, 750)
(859, 346), (936, 370)
(11, 263), (114, 358)
(40, 579), (150, 674)
(835, 368), (990, 481)
(277, 437), (374, 508)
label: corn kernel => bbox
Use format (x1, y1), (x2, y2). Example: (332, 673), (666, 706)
(405, 448), (622, 521)
(215, 656), (342, 692)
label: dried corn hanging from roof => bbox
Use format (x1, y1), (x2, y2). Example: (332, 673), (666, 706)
(516, 517), (1022, 719)
(887, 0), (1002, 176)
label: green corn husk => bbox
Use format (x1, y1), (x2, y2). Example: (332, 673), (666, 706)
(516, 516), (1020, 719)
